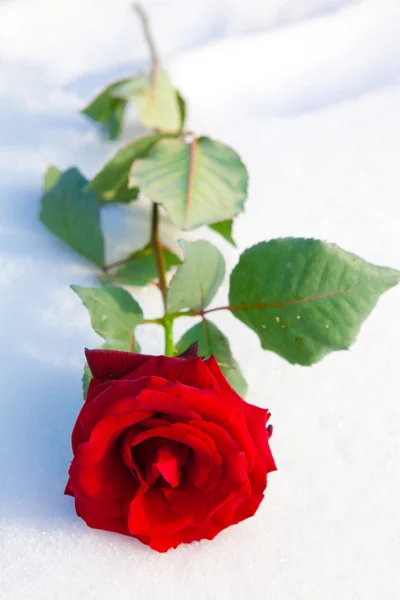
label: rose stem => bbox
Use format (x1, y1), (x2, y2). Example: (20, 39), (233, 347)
(133, 5), (175, 355)
(150, 203), (174, 355)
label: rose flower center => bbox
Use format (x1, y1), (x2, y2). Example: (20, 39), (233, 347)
(131, 438), (190, 489)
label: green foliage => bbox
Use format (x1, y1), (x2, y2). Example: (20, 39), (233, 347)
(82, 79), (133, 139)
(176, 319), (247, 396)
(209, 219), (235, 245)
(40, 167), (104, 266)
(229, 238), (400, 365)
(43, 165), (62, 191)
(134, 70), (181, 132)
(167, 240), (225, 313)
(71, 285), (143, 351)
(82, 71), (181, 139)
(87, 133), (176, 203)
(129, 137), (248, 230)
(82, 362), (92, 399)
(176, 90), (187, 130)
(100, 243), (181, 286)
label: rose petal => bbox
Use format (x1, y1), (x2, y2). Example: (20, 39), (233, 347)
(128, 488), (192, 536)
(72, 376), (168, 452)
(85, 379), (112, 404)
(120, 387), (201, 422)
(68, 447), (135, 501)
(124, 356), (218, 390)
(233, 492), (265, 523)
(137, 522), (223, 552)
(85, 349), (154, 380)
(131, 424), (217, 464)
(161, 383), (256, 469)
(76, 412), (152, 465)
(75, 498), (130, 536)
(205, 355), (272, 436)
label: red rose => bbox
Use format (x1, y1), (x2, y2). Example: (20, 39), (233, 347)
(65, 346), (276, 552)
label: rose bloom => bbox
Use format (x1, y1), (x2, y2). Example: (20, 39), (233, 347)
(65, 346), (276, 552)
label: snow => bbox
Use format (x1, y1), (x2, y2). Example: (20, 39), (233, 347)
(1, 0), (399, 598)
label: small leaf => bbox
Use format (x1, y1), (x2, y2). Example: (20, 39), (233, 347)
(209, 219), (235, 246)
(82, 361), (92, 399)
(71, 285), (143, 350)
(176, 90), (186, 130)
(100, 243), (181, 287)
(176, 319), (247, 396)
(82, 79), (135, 139)
(129, 137), (248, 230)
(82, 71), (181, 138)
(40, 167), (104, 266)
(229, 238), (400, 365)
(44, 165), (62, 191)
(134, 70), (181, 132)
(87, 133), (176, 204)
(167, 240), (225, 313)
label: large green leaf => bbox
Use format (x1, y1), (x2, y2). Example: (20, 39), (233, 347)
(229, 238), (400, 366)
(87, 133), (176, 204)
(82, 71), (181, 138)
(209, 219), (235, 246)
(71, 285), (143, 351)
(40, 167), (104, 266)
(129, 137), (248, 230)
(167, 240), (225, 313)
(176, 319), (247, 397)
(100, 243), (181, 287)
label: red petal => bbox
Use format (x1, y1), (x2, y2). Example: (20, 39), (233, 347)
(131, 424), (217, 464)
(68, 447), (135, 502)
(85, 349), (153, 380)
(137, 522), (223, 552)
(71, 376), (168, 453)
(125, 355), (218, 389)
(153, 442), (182, 488)
(128, 488), (192, 536)
(164, 383), (257, 470)
(233, 492), (264, 523)
(177, 342), (199, 358)
(76, 412), (152, 465)
(119, 387), (201, 422)
(75, 498), (130, 536)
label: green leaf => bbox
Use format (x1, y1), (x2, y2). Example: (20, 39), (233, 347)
(100, 243), (181, 287)
(167, 240), (225, 312)
(40, 167), (104, 266)
(129, 137), (248, 230)
(82, 79), (134, 139)
(82, 361), (92, 399)
(71, 285), (143, 350)
(87, 133), (176, 204)
(44, 165), (62, 191)
(176, 319), (247, 396)
(229, 238), (400, 366)
(209, 219), (235, 246)
(176, 90), (186, 130)
(82, 71), (181, 138)
(134, 70), (181, 132)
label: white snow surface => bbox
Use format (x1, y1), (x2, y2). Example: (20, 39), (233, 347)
(1, 0), (400, 598)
